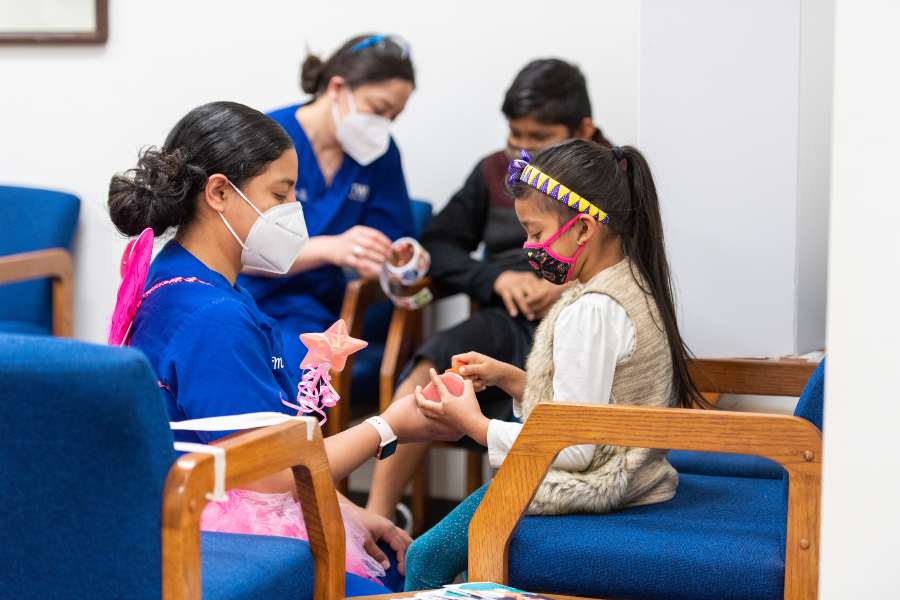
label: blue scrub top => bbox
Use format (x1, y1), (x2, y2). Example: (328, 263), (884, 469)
(131, 241), (296, 444)
(238, 103), (414, 339)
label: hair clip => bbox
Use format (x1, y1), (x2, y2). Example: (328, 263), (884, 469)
(507, 148), (532, 187)
(350, 34), (411, 59)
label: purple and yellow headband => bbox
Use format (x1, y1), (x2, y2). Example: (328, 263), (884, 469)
(507, 149), (610, 224)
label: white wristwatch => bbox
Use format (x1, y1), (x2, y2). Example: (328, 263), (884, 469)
(364, 416), (398, 460)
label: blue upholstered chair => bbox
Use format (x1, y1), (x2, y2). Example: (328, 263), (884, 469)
(467, 361), (825, 600)
(327, 199), (433, 439)
(669, 358), (820, 480)
(0, 334), (390, 599)
(0, 185), (80, 336)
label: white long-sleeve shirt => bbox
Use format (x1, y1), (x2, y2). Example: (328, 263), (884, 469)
(486, 293), (636, 471)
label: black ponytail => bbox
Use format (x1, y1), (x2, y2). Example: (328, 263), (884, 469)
(620, 146), (705, 409)
(108, 101), (293, 237)
(512, 139), (706, 409)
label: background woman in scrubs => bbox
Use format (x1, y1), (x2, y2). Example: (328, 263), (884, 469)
(108, 101), (460, 592)
(240, 33), (416, 372)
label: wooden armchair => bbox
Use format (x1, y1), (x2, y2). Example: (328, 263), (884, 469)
(467, 360), (825, 600)
(0, 333), (386, 599)
(689, 357), (818, 399)
(0, 248), (74, 336)
(0, 185), (79, 336)
(164, 419), (347, 600)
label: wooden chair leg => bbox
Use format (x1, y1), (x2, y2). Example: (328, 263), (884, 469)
(465, 450), (483, 495)
(411, 459), (429, 535)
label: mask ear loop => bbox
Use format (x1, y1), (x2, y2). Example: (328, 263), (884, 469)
(541, 214), (583, 247)
(564, 241), (588, 283)
(218, 180), (266, 251)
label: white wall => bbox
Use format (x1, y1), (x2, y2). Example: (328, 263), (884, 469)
(796, 0), (834, 354)
(820, 1), (900, 595)
(0, 0), (640, 344)
(640, 0), (830, 358)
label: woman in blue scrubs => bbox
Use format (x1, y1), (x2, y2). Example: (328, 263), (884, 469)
(239, 34), (416, 372)
(107, 101), (460, 593)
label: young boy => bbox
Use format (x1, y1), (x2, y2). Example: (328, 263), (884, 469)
(365, 58), (611, 525)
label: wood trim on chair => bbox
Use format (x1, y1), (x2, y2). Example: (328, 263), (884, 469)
(0, 248), (74, 336)
(689, 358), (818, 397)
(468, 403), (822, 600)
(328, 278), (385, 438)
(162, 420), (346, 600)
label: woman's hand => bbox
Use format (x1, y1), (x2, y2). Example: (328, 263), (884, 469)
(325, 225), (393, 278)
(381, 391), (465, 443)
(342, 501), (412, 575)
(452, 351), (526, 399)
(415, 369), (490, 446)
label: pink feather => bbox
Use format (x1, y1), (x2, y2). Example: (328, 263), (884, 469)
(108, 228), (154, 346)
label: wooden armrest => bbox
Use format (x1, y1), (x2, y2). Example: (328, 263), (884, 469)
(469, 403), (821, 599)
(162, 420), (345, 600)
(0, 248), (74, 336)
(327, 278), (386, 436)
(689, 357), (818, 397)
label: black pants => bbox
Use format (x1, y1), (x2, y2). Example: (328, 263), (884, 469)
(402, 306), (538, 434)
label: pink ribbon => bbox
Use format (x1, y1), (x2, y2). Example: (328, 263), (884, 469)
(282, 363), (339, 425)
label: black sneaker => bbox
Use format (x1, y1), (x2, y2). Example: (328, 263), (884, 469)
(394, 502), (413, 535)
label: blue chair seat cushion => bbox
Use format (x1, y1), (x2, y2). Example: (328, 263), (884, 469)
(202, 532), (389, 600)
(508, 473), (787, 600)
(669, 450), (785, 480)
(0, 319), (50, 335)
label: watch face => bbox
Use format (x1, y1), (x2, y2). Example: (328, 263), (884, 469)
(378, 439), (398, 460)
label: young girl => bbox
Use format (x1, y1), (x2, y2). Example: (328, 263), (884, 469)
(404, 138), (703, 590)
(107, 101), (461, 594)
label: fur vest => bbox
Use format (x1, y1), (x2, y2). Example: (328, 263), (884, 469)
(519, 258), (678, 515)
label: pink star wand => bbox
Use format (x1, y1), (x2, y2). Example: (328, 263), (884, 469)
(282, 319), (367, 425)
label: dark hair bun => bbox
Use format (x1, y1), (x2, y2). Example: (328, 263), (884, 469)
(300, 53), (325, 94)
(108, 146), (206, 237)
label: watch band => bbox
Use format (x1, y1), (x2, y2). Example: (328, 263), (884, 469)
(364, 416), (398, 460)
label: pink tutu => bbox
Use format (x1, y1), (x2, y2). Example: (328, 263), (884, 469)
(201, 489), (385, 581)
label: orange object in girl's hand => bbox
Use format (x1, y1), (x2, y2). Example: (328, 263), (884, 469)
(448, 356), (467, 375)
(421, 371), (465, 401)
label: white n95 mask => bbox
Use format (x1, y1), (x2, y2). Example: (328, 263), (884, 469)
(332, 90), (392, 166)
(219, 181), (308, 275)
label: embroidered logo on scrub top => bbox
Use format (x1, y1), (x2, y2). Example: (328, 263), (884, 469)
(349, 183), (370, 202)
(271, 356), (285, 370)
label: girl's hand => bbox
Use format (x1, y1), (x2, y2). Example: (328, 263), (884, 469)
(326, 225), (393, 278)
(343, 502), (413, 575)
(452, 352), (520, 395)
(381, 391), (464, 443)
(415, 369), (489, 446)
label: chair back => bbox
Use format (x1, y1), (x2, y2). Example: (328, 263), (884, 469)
(0, 185), (80, 331)
(0, 334), (175, 598)
(410, 199), (433, 238)
(792, 359), (824, 430)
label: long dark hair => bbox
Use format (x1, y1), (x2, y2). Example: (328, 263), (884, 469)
(512, 138), (705, 409)
(300, 34), (415, 96)
(108, 101), (293, 237)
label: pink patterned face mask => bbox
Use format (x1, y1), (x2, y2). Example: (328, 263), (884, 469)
(522, 214), (586, 285)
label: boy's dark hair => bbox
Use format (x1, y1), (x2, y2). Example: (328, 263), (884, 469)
(501, 58), (592, 133)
